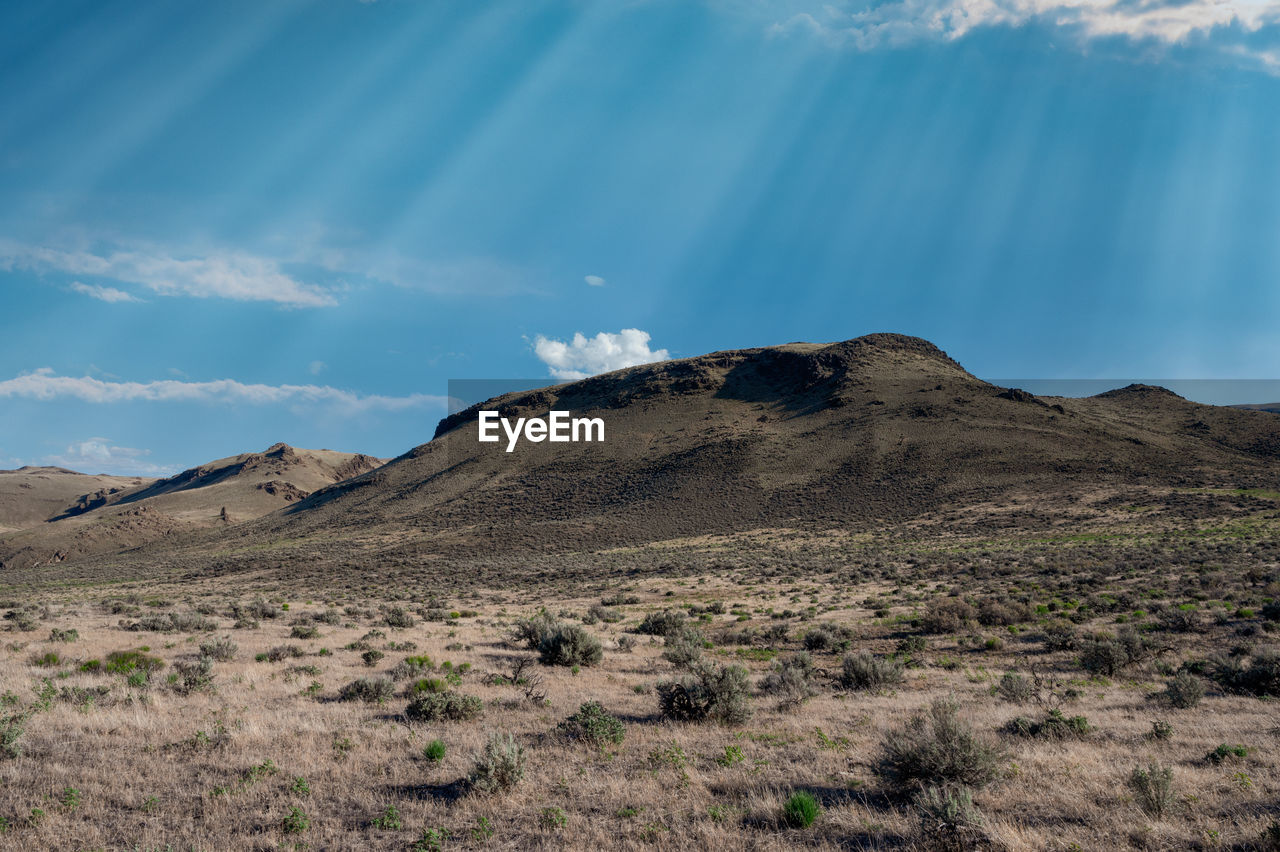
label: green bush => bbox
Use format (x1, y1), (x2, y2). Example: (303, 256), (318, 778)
(49, 628), (78, 642)
(105, 649), (164, 676)
(1206, 743), (1249, 765)
(557, 701), (625, 747)
(879, 699), (1007, 791)
(538, 625), (603, 667)
(839, 651), (905, 691)
(1003, 709), (1091, 740)
(660, 625), (706, 670)
(468, 733), (526, 793)
(782, 791), (820, 828)
(338, 677), (395, 704)
(290, 625), (320, 640)
(0, 711), (30, 759)
(406, 691), (483, 722)
(391, 655), (434, 681)
(282, 806), (310, 834)
(1129, 763), (1174, 818)
(656, 662), (751, 725)
(423, 738), (446, 763)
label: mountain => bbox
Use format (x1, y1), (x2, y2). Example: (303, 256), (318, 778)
(1233, 402), (1280, 415)
(0, 467), (152, 535)
(202, 334), (1280, 568)
(0, 444), (383, 569)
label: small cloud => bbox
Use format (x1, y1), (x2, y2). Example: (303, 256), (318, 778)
(532, 328), (670, 381)
(584, 275), (606, 287)
(44, 437), (176, 476)
(309, 360), (327, 376)
(70, 281), (142, 303)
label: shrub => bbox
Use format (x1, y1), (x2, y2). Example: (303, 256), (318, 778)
(423, 739), (446, 763)
(361, 649), (385, 667)
(49, 628), (78, 642)
(839, 651), (905, 691)
(656, 662), (751, 725)
(171, 656), (215, 695)
(636, 609), (687, 637)
(758, 652), (817, 710)
(259, 645), (304, 663)
(282, 806), (310, 834)
(879, 699), (1007, 791)
(1003, 710), (1091, 740)
(391, 655), (434, 681)
(338, 677), (395, 704)
(660, 625), (706, 670)
(511, 610), (560, 649)
(995, 671), (1034, 704)
(290, 625), (319, 639)
(914, 784), (986, 852)
(372, 804), (403, 830)
(1206, 743), (1249, 765)
(1163, 671), (1204, 708)
(1211, 648), (1280, 697)
(105, 649), (164, 676)
(384, 606), (416, 628)
(782, 791), (820, 828)
(468, 733), (526, 793)
(406, 677), (447, 696)
(30, 651), (60, 668)
(199, 638), (238, 662)
(1129, 763), (1174, 818)
(1150, 719), (1174, 741)
(557, 701), (625, 747)
(587, 603), (622, 623)
(1079, 628), (1149, 677)
(922, 599), (976, 634)
(0, 711), (30, 759)
(406, 692), (483, 722)
(538, 625), (603, 667)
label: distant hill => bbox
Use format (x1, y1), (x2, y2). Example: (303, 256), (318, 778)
(1233, 402), (1280, 415)
(0, 444), (383, 569)
(0, 467), (152, 535)
(8, 333), (1279, 577)
(214, 333), (1280, 564)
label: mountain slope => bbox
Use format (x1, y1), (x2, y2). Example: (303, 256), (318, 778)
(226, 334), (1280, 561)
(0, 467), (152, 534)
(0, 444), (384, 569)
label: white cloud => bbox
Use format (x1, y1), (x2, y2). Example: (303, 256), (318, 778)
(532, 329), (670, 381)
(766, 0), (1280, 65)
(0, 368), (443, 414)
(0, 240), (336, 308)
(584, 275), (606, 287)
(308, 360), (327, 376)
(70, 281), (142, 303)
(43, 437), (176, 476)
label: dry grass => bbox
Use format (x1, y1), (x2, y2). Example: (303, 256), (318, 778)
(0, 560), (1276, 851)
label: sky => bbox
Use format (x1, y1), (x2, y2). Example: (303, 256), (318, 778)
(1, 0), (1278, 475)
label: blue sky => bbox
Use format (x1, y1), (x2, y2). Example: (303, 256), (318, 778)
(2, 0), (1279, 475)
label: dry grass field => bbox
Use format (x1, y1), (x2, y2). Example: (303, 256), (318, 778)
(1, 508), (1278, 851)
